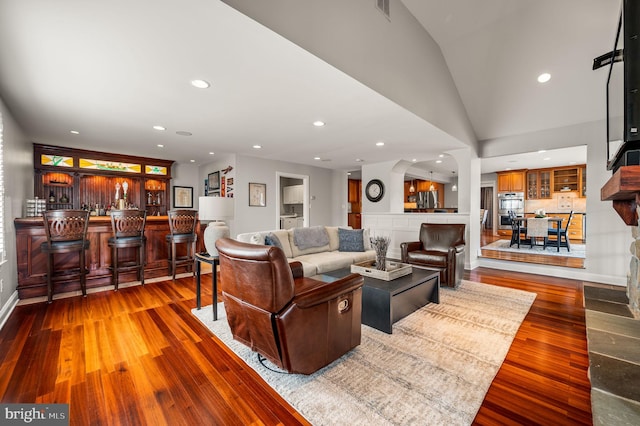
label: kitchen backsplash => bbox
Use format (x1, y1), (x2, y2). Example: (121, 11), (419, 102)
(525, 191), (586, 213)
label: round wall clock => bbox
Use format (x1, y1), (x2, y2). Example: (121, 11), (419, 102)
(365, 179), (385, 202)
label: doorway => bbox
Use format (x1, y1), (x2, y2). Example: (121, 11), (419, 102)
(480, 186), (494, 233)
(276, 172), (309, 230)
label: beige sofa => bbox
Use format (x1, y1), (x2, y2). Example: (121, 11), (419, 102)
(236, 226), (376, 277)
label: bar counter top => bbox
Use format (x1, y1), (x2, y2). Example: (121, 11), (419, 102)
(15, 214), (203, 300)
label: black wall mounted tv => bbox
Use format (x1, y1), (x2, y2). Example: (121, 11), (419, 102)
(606, 0), (640, 172)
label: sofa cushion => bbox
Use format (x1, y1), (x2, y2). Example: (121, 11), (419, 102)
(346, 250), (377, 264)
(326, 226), (341, 251)
(338, 228), (365, 252)
(295, 251), (355, 274)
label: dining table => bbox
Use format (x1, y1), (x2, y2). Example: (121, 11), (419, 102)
(512, 217), (564, 251)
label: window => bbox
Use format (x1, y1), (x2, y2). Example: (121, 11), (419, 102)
(0, 113), (4, 262)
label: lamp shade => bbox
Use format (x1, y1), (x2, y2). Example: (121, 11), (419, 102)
(199, 196), (234, 255)
(199, 196), (234, 221)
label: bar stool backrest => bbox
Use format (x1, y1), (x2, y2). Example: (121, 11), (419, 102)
(110, 210), (147, 239)
(168, 210), (197, 236)
(43, 209), (90, 243)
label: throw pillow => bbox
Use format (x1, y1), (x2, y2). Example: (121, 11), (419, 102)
(338, 228), (365, 252)
(265, 233), (284, 251)
(249, 233), (263, 245)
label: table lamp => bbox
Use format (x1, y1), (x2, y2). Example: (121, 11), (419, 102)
(199, 196), (234, 256)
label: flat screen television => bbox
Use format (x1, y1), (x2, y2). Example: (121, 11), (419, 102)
(607, 0), (640, 172)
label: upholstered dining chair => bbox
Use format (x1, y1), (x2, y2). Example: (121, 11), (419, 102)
(108, 209), (147, 290)
(215, 237), (364, 375)
(166, 209), (198, 280)
(41, 209), (91, 303)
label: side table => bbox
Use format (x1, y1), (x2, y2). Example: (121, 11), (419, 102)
(195, 252), (219, 320)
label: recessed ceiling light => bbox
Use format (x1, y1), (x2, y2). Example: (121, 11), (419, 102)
(537, 73), (551, 83)
(70, 130), (80, 135)
(537, 149), (546, 153)
(412, 158), (417, 162)
(313, 120), (325, 127)
(505, 167), (512, 171)
(176, 131), (192, 136)
(436, 160), (442, 164)
(190, 160), (195, 163)
(209, 152), (215, 155)
(376, 142), (385, 146)
(253, 145), (262, 149)
(438, 154), (445, 158)
(157, 144), (164, 148)
(153, 125), (166, 131)
(355, 158), (363, 162)
(191, 79), (210, 89)
(314, 157), (321, 160)
(347, 172), (351, 176)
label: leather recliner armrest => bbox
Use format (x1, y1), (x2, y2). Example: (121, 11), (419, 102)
(292, 274), (363, 309)
(289, 261), (304, 278)
(400, 241), (422, 261)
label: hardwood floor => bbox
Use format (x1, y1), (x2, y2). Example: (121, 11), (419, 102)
(0, 267), (592, 425)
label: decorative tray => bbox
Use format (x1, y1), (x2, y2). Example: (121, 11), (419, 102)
(351, 260), (412, 281)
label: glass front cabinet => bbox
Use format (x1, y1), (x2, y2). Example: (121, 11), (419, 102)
(526, 170), (551, 199)
(34, 144), (174, 216)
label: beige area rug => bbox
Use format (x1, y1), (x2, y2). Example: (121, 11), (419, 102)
(482, 239), (586, 258)
(192, 280), (536, 426)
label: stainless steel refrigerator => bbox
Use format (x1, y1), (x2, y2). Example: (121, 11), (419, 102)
(417, 191), (438, 209)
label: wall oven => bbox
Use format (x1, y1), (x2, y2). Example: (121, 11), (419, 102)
(497, 192), (525, 229)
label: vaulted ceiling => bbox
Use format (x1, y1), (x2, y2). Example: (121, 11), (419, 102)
(0, 0), (619, 174)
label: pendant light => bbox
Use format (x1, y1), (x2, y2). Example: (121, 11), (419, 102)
(452, 171), (458, 192)
(429, 171), (435, 191)
(409, 179), (415, 193)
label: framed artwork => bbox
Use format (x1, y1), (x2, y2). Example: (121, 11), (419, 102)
(208, 171), (220, 192)
(173, 186), (193, 208)
(249, 182), (266, 207)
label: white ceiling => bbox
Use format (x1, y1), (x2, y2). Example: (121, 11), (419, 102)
(0, 0), (618, 176)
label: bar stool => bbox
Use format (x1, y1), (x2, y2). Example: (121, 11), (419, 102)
(41, 209), (91, 303)
(108, 210), (147, 291)
(166, 209), (198, 280)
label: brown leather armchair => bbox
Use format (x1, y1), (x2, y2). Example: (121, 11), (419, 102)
(215, 238), (364, 375)
(400, 223), (466, 288)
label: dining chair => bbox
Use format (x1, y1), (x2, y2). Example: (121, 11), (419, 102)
(508, 211), (528, 248)
(547, 211), (573, 251)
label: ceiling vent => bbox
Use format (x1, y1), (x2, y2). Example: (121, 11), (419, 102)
(376, 0), (390, 20)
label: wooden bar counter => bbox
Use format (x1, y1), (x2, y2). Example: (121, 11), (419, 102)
(15, 215), (203, 300)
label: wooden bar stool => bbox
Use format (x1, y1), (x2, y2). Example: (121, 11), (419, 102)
(108, 210), (147, 291)
(166, 209), (198, 280)
(41, 209), (91, 303)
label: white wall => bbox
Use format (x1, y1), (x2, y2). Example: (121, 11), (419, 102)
(0, 97), (33, 327)
(222, 0), (478, 150)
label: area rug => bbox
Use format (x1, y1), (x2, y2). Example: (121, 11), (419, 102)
(192, 280), (536, 426)
(482, 239), (586, 258)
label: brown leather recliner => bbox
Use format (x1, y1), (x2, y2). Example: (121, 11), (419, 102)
(400, 223), (466, 288)
(215, 238), (364, 375)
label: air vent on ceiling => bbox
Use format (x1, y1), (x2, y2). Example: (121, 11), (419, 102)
(376, 0), (390, 20)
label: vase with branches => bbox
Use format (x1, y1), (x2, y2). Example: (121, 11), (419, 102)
(370, 236), (390, 271)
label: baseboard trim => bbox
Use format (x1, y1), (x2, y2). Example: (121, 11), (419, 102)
(0, 291), (19, 331)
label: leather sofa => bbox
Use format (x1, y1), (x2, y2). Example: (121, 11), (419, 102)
(236, 226), (376, 277)
(400, 223), (466, 288)
(215, 237), (364, 375)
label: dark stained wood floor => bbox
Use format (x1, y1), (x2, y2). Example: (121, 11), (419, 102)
(0, 265), (592, 425)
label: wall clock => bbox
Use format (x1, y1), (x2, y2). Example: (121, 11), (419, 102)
(365, 179), (385, 202)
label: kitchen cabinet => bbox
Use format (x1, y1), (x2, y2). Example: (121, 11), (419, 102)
(283, 184), (304, 204)
(580, 167), (587, 197)
(497, 171), (526, 192)
(553, 167), (580, 193)
(553, 213), (585, 242)
(526, 170), (551, 199)
(281, 217), (298, 229)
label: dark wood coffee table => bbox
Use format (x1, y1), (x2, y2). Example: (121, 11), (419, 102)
(317, 266), (440, 334)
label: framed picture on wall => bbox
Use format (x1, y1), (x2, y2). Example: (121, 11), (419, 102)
(249, 182), (266, 207)
(208, 171), (220, 192)
(173, 186), (193, 208)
